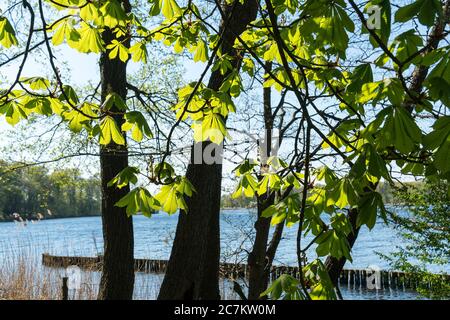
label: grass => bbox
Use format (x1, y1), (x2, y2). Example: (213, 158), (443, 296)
(0, 251), (98, 300)
(0, 249), (241, 300)
(0, 264), (239, 300)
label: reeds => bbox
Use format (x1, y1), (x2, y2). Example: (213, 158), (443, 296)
(0, 225), (241, 300)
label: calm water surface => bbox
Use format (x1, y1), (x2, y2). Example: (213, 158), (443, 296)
(0, 209), (444, 299)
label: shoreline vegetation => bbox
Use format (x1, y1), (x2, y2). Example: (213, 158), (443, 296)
(0, 161), (100, 223)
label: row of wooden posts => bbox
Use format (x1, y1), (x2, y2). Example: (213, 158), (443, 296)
(43, 253), (448, 298)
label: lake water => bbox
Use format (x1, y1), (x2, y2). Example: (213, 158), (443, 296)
(0, 209), (445, 299)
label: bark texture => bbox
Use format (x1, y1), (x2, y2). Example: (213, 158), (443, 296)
(158, 0), (259, 300)
(247, 192), (276, 299)
(97, 0), (134, 300)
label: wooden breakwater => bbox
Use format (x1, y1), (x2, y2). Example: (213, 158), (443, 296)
(42, 253), (449, 290)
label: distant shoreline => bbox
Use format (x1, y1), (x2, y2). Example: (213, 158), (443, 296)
(0, 213), (101, 223)
(2, 204), (398, 223)
(0, 208), (255, 223)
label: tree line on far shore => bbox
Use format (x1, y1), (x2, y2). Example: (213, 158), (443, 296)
(0, 161), (100, 222)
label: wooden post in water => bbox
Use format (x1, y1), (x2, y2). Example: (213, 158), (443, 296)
(270, 266), (275, 281)
(41, 254), (450, 292)
(361, 270), (367, 287)
(341, 270), (348, 285)
(383, 271), (389, 289)
(355, 270), (360, 286)
(62, 277), (68, 300)
(349, 270), (355, 287)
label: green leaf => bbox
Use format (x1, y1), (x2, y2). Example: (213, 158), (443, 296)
(76, 22), (104, 54)
(193, 112), (227, 144)
(100, 0), (128, 28)
(24, 97), (52, 116)
(381, 107), (422, 153)
(176, 177), (196, 197)
(322, 131), (347, 149)
(241, 58), (255, 77)
(129, 41), (148, 63)
(49, 98), (65, 115)
(80, 3), (101, 22)
(391, 29), (423, 64)
(260, 274), (300, 300)
(366, 145), (390, 181)
(423, 116), (450, 173)
(347, 64), (373, 93)
(357, 82), (381, 104)
(108, 166), (139, 189)
(257, 173), (282, 195)
(357, 191), (386, 229)
(261, 205), (278, 218)
(62, 102), (97, 132)
(122, 111), (153, 142)
(51, 18), (80, 46)
(149, 0), (162, 16)
(426, 56), (450, 106)
(363, 0), (391, 46)
(232, 159), (257, 177)
(99, 116), (125, 145)
(231, 173), (258, 199)
(316, 214), (352, 261)
(20, 77), (50, 91)
(395, 0), (442, 26)
(315, 166), (338, 185)
(106, 39), (129, 62)
(395, 0), (422, 22)
(382, 78), (405, 106)
(59, 85), (79, 105)
(263, 41), (282, 63)
(154, 162), (175, 182)
(261, 193), (302, 226)
(162, 0), (181, 19)
(326, 178), (358, 209)
(193, 39), (208, 62)
(0, 17), (18, 48)
(102, 92), (127, 111)
(154, 183), (185, 214)
(270, 209), (287, 226)
(351, 143), (390, 181)
(219, 71), (242, 97)
(0, 100), (28, 125)
(304, 260), (338, 300)
(115, 187), (159, 217)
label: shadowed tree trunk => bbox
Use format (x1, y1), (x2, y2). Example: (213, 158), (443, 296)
(97, 0), (134, 300)
(325, 0), (450, 288)
(247, 189), (291, 299)
(324, 208), (360, 287)
(158, 0), (259, 300)
(247, 192), (276, 299)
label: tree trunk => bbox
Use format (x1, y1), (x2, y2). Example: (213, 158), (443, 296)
(247, 193), (275, 299)
(97, 0), (134, 300)
(158, 0), (259, 300)
(325, 0), (450, 287)
(324, 208), (360, 286)
(247, 66), (277, 300)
